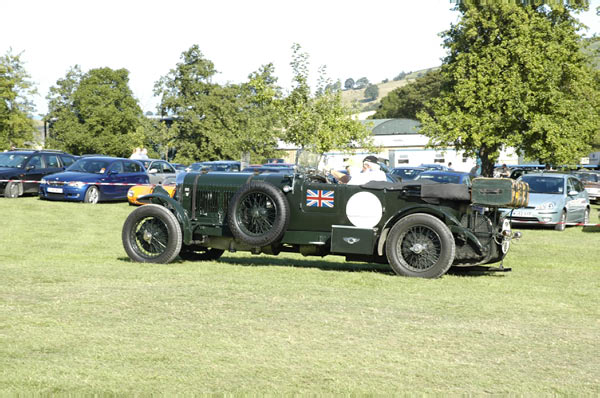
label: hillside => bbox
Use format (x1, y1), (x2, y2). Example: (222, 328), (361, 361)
(340, 67), (439, 113)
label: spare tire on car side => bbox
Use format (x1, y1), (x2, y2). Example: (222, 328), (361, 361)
(227, 181), (290, 247)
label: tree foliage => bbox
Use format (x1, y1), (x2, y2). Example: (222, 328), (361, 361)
(278, 44), (374, 155)
(364, 84), (379, 101)
(154, 45), (281, 164)
(372, 69), (443, 119)
(0, 49), (37, 149)
(46, 66), (145, 156)
(344, 78), (355, 90)
(355, 77), (369, 89)
(418, 2), (599, 176)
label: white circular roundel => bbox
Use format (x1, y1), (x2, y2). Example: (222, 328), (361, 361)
(346, 191), (383, 228)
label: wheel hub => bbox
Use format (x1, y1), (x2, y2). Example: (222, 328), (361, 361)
(409, 243), (427, 254)
(143, 230), (153, 244)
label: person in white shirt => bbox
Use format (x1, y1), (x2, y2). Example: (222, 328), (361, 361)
(330, 155), (387, 185)
(130, 147), (142, 159)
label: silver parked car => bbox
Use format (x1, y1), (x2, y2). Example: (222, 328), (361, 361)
(502, 173), (590, 231)
(140, 159), (177, 185)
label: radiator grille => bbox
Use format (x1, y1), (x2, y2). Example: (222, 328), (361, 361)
(193, 186), (238, 220)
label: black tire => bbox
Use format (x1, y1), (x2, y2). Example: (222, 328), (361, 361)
(228, 181), (290, 247)
(555, 210), (567, 231)
(179, 245), (224, 261)
(4, 181), (20, 198)
(385, 213), (455, 278)
(84, 185), (100, 204)
(122, 204), (182, 263)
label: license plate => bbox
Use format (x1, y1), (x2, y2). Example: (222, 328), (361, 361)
(512, 210), (531, 217)
(47, 187), (63, 193)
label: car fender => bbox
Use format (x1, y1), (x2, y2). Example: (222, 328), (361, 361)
(376, 204), (484, 256)
(139, 192), (193, 245)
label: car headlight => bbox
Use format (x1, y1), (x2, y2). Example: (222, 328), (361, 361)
(535, 201), (556, 210)
(40, 179), (47, 184)
(127, 191), (134, 197)
(67, 181), (87, 188)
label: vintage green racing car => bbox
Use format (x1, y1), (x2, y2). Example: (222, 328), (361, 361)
(121, 154), (524, 278)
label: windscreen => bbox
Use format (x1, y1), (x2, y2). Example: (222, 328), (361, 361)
(521, 176), (564, 194)
(0, 153), (28, 168)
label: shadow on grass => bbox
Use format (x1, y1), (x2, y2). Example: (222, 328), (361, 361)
(119, 255), (502, 278)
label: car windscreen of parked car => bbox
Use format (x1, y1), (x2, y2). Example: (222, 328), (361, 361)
(520, 175), (563, 194)
(0, 153), (28, 168)
(67, 158), (113, 174)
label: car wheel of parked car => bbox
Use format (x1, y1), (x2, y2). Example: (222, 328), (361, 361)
(122, 204), (182, 263)
(385, 213), (455, 278)
(4, 181), (20, 198)
(555, 210), (567, 231)
(228, 181), (290, 247)
(179, 245), (224, 261)
(84, 185), (100, 204)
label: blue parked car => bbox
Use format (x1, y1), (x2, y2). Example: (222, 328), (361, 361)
(391, 166), (426, 181)
(414, 170), (472, 186)
(502, 173), (590, 231)
(39, 157), (149, 204)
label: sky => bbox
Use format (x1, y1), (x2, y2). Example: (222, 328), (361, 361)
(2, 0), (600, 116)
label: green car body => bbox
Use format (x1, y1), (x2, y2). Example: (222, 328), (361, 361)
(122, 169), (521, 278)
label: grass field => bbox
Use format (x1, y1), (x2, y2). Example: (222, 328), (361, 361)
(1, 198), (599, 394)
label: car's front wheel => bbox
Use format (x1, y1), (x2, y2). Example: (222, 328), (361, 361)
(555, 210), (567, 231)
(4, 181), (20, 198)
(385, 213), (455, 278)
(122, 204), (182, 263)
(84, 185), (99, 204)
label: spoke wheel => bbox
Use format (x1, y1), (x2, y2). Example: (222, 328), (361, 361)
(386, 214), (455, 278)
(228, 181), (289, 247)
(122, 204), (182, 263)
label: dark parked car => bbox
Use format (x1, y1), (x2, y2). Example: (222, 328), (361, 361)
(415, 170), (472, 186)
(122, 153), (523, 278)
(186, 161), (241, 173)
(391, 166), (426, 181)
(39, 156), (149, 204)
(0, 149), (77, 198)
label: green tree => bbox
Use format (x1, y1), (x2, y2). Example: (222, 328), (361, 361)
(418, 2), (599, 176)
(46, 66), (145, 156)
(364, 83), (379, 101)
(154, 45), (282, 164)
(0, 49), (37, 149)
(278, 44), (373, 155)
(355, 77), (369, 89)
(372, 69), (442, 119)
(344, 78), (355, 90)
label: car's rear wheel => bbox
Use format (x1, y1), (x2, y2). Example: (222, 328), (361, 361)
(84, 185), (99, 204)
(555, 210), (567, 231)
(179, 245), (224, 261)
(385, 213), (455, 278)
(228, 181), (290, 247)
(4, 181), (20, 198)
(122, 204), (182, 263)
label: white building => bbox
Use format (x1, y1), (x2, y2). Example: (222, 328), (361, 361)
(292, 119), (519, 173)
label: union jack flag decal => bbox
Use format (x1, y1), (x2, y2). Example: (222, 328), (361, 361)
(306, 189), (334, 208)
